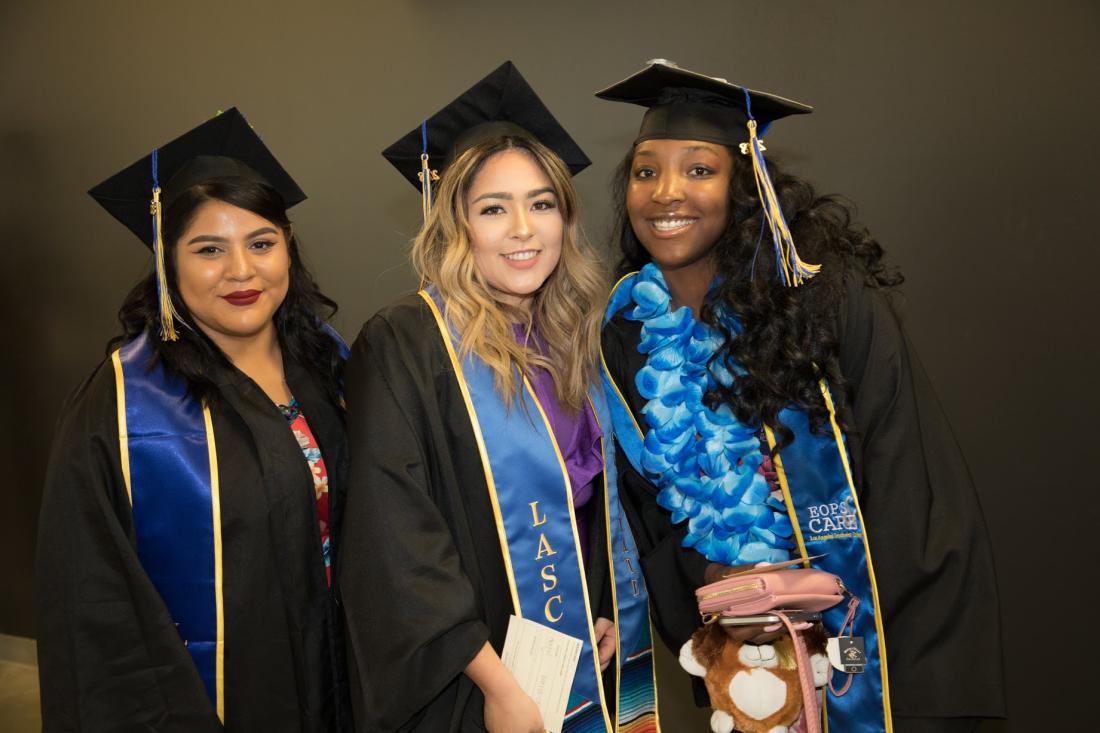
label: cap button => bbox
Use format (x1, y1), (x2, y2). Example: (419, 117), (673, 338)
(646, 58), (678, 67)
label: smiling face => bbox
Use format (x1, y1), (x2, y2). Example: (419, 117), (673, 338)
(626, 139), (732, 275)
(173, 199), (291, 350)
(465, 149), (564, 311)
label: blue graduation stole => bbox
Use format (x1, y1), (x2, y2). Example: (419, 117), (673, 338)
(601, 273), (893, 733)
(420, 289), (659, 733)
(111, 327), (349, 722)
(112, 332), (225, 719)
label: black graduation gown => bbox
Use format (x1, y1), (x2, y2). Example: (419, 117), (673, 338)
(600, 272), (1006, 727)
(36, 352), (351, 732)
(340, 294), (614, 733)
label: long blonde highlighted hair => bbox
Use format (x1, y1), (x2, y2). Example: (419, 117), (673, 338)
(411, 135), (607, 412)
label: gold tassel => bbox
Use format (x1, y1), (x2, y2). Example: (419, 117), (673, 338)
(150, 186), (180, 341)
(744, 120), (821, 287)
(418, 153), (440, 221)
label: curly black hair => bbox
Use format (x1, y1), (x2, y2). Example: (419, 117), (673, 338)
(611, 147), (902, 449)
(111, 177), (342, 406)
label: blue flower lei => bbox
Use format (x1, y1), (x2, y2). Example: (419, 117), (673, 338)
(624, 263), (795, 565)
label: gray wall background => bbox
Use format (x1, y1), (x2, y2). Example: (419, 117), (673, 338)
(2, 0), (1097, 728)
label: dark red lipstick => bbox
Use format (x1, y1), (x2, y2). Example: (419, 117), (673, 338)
(223, 290), (261, 306)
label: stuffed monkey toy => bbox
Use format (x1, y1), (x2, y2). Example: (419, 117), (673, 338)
(679, 622), (831, 733)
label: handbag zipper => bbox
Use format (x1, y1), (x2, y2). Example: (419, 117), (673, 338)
(699, 579), (766, 601)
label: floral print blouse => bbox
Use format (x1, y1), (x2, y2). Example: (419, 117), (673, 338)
(278, 399), (332, 585)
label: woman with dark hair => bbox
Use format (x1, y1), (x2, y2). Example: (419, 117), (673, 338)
(36, 109), (350, 732)
(596, 61), (1005, 732)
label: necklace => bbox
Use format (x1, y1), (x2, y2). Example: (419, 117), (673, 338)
(624, 263), (794, 565)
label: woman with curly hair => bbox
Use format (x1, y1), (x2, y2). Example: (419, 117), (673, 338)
(37, 110), (350, 732)
(596, 61), (1004, 733)
(340, 63), (658, 733)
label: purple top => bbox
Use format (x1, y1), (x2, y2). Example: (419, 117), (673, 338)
(513, 324), (604, 562)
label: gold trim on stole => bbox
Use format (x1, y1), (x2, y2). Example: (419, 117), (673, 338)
(110, 349), (133, 506)
(596, 398), (623, 731)
(762, 426), (811, 565)
(649, 618), (662, 731)
(818, 383), (893, 732)
(418, 290), (521, 613)
(202, 405), (225, 722)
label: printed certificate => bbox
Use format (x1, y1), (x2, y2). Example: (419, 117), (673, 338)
(500, 615), (584, 733)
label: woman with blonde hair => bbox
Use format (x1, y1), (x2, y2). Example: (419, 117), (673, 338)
(339, 63), (659, 733)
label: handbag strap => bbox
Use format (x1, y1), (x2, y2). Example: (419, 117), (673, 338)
(772, 611), (821, 733)
(775, 594), (863, 733)
(827, 596), (860, 697)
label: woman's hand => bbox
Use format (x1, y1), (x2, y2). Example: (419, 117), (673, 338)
(465, 642), (545, 733)
(483, 684), (545, 733)
(702, 563), (784, 644)
(594, 617), (616, 671)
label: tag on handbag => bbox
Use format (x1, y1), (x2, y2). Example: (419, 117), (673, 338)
(826, 636), (866, 673)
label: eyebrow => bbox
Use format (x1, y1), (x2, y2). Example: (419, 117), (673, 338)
(186, 226), (279, 245)
(634, 144), (721, 159)
(472, 187), (557, 204)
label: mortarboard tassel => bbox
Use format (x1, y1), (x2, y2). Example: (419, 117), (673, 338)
(417, 120), (440, 221)
(740, 92), (820, 287)
(150, 149), (181, 341)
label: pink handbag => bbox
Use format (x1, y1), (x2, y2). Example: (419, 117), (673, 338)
(695, 566), (845, 618)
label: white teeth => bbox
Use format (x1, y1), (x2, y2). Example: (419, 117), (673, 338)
(652, 218), (696, 231)
(503, 250), (538, 261)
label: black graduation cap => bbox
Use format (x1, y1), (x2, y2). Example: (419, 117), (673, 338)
(88, 108), (306, 250)
(595, 59), (812, 146)
(382, 60), (591, 193)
